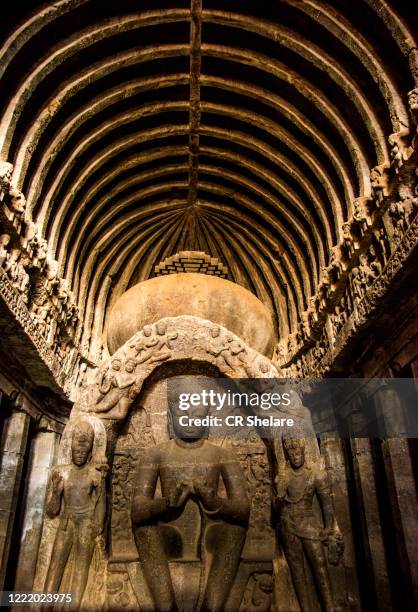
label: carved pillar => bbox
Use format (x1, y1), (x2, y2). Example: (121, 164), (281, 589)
(374, 385), (418, 608)
(349, 437), (393, 611)
(0, 407), (30, 589)
(14, 425), (60, 591)
(344, 395), (393, 611)
(320, 437), (360, 610)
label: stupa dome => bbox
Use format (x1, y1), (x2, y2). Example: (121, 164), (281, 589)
(106, 268), (275, 357)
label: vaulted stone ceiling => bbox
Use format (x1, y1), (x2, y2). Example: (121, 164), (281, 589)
(0, 0), (416, 356)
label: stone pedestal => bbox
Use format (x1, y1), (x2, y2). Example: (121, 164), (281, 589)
(14, 429), (59, 591)
(0, 409), (30, 588)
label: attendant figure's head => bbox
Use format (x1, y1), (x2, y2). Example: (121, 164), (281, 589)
(72, 420), (94, 466)
(283, 437), (305, 469)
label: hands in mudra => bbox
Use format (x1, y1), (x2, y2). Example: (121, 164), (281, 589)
(168, 480), (220, 512)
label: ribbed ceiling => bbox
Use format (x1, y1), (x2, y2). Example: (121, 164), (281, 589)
(0, 0), (416, 356)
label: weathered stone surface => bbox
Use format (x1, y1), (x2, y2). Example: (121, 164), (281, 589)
(0, 1), (417, 610)
(0, 410), (30, 589)
(14, 429), (59, 591)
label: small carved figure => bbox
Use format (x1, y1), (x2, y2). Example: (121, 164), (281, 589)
(6, 251), (30, 302)
(309, 296), (319, 326)
(370, 164), (390, 203)
(300, 310), (310, 340)
(368, 245), (382, 280)
(274, 340), (287, 365)
(242, 573), (274, 612)
(352, 198), (370, 234)
(276, 438), (343, 612)
(351, 267), (364, 301)
(93, 356), (138, 419)
(342, 222), (355, 257)
(57, 278), (69, 311)
(17, 256), (31, 303)
(389, 199), (408, 244)
(8, 185), (26, 221)
(129, 323), (177, 364)
(36, 238), (48, 270)
(46, 259), (60, 295)
(375, 227), (388, 265)
(131, 400), (250, 611)
(207, 326), (248, 373)
(43, 420), (107, 609)
(0, 161), (13, 199)
(0, 234), (11, 267)
(287, 334), (297, 355)
(4, 248), (20, 275)
(327, 246), (343, 283)
(331, 303), (345, 337)
(32, 300), (51, 339)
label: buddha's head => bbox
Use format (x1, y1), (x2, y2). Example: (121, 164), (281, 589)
(169, 401), (209, 441)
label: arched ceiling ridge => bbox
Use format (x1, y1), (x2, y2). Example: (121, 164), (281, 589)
(70, 181), (190, 286)
(199, 147), (327, 267)
(74, 189), (189, 298)
(44, 122), (336, 258)
(43, 123), (189, 244)
(206, 210), (298, 332)
(79, 209), (187, 352)
(77, 205), (187, 324)
(0, 0), (90, 81)
(201, 11), (390, 163)
(73, 184), (307, 321)
(197, 163), (320, 280)
(21, 71), (356, 221)
(199, 213), (283, 324)
(0, 0), (415, 354)
(61, 160), (321, 286)
(202, 44), (372, 192)
(50, 111), (334, 274)
(21, 74), (190, 203)
(192, 183), (313, 296)
(0, 12), (191, 157)
(106, 211), (188, 305)
(60, 163), (189, 274)
(278, 0), (410, 131)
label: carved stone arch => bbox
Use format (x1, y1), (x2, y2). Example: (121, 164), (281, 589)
(34, 316), (286, 605)
(73, 314), (279, 438)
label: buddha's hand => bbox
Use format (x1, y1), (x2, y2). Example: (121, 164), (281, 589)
(168, 483), (191, 509)
(194, 482), (220, 512)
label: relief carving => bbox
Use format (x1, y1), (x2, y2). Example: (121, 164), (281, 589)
(131, 400), (250, 611)
(0, 233), (10, 267)
(241, 573), (274, 611)
(275, 437), (344, 612)
(43, 419), (107, 609)
(0, 161), (13, 200)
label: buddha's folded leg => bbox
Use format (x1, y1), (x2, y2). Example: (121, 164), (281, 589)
(202, 522), (246, 612)
(134, 525), (177, 612)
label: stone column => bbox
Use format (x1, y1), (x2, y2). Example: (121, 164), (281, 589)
(349, 437), (393, 611)
(0, 408), (30, 589)
(14, 426), (59, 591)
(374, 384), (418, 608)
(320, 437), (361, 610)
(344, 393), (393, 611)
